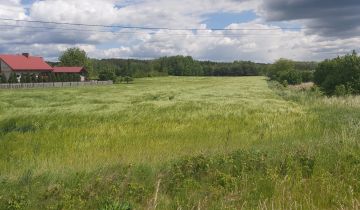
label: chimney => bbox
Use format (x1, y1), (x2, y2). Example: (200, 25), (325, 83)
(22, 53), (29, 58)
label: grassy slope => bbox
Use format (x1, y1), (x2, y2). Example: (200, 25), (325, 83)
(0, 77), (359, 209)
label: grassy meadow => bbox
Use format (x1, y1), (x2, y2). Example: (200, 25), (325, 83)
(0, 76), (359, 209)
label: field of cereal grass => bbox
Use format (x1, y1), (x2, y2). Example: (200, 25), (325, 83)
(0, 76), (359, 209)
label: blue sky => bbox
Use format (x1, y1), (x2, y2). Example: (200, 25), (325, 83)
(203, 11), (257, 29)
(0, 0), (359, 62)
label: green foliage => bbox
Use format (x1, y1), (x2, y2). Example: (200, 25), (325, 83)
(334, 84), (347, 96)
(30, 74), (37, 83)
(267, 59), (307, 85)
(91, 56), (262, 78)
(0, 73), (7, 83)
(281, 70), (302, 85)
(314, 51), (360, 96)
(48, 73), (56, 82)
(268, 58), (295, 80)
(100, 201), (132, 210)
(59, 48), (93, 76)
(24, 74), (31, 83)
(123, 76), (133, 84)
(281, 80), (288, 87)
(7, 73), (18, 83)
(59, 48), (88, 67)
(301, 71), (314, 82)
(98, 70), (116, 81)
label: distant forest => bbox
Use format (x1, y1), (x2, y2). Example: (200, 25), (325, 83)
(49, 55), (317, 79)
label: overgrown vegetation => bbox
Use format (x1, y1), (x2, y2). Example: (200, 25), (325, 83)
(314, 50), (360, 96)
(0, 77), (359, 209)
(267, 58), (315, 85)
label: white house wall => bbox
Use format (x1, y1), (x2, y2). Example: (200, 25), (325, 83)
(0, 60), (12, 80)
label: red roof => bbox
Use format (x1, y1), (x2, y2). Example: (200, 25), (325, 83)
(53, 67), (86, 73)
(0, 54), (53, 71)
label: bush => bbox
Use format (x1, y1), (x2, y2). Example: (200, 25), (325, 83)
(124, 76), (133, 84)
(334, 84), (347, 96)
(280, 70), (302, 85)
(301, 71), (314, 82)
(8, 73), (18, 83)
(281, 80), (288, 87)
(314, 51), (360, 96)
(0, 74), (7, 83)
(268, 59), (303, 85)
(113, 77), (123, 84)
(99, 70), (116, 81)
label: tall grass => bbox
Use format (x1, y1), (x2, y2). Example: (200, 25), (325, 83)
(0, 77), (359, 209)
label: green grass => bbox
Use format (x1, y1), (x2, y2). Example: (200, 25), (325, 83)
(0, 76), (359, 209)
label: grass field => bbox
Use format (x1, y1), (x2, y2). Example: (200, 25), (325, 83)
(0, 76), (359, 209)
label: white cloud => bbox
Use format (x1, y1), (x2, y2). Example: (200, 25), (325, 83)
(0, 0), (359, 62)
(0, 0), (27, 19)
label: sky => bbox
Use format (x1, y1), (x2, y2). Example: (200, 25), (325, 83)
(0, 0), (359, 62)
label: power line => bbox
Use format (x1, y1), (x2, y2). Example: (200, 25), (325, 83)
(0, 24), (303, 38)
(0, 17), (305, 31)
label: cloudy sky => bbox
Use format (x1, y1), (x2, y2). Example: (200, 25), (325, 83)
(0, 0), (359, 62)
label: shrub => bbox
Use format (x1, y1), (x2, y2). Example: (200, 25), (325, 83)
(30, 74), (37, 83)
(8, 73), (18, 83)
(334, 84), (347, 96)
(301, 71), (314, 82)
(113, 76), (123, 84)
(124, 76), (133, 84)
(314, 51), (360, 96)
(99, 70), (116, 81)
(281, 70), (302, 85)
(0, 73), (7, 83)
(281, 80), (288, 87)
(268, 59), (303, 85)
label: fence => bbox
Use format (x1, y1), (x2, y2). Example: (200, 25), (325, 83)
(0, 81), (113, 89)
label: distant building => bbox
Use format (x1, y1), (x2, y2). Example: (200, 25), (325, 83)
(53, 67), (88, 82)
(0, 53), (88, 82)
(0, 53), (53, 81)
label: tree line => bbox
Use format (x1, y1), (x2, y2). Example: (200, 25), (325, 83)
(91, 56), (265, 80)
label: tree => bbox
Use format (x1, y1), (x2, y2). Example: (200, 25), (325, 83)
(98, 70), (115, 81)
(267, 59), (304, 85)
(124, 76), (133, 84)
(31, 74), (37, 83)
(20, 74), (27, 83)
(48, 73), (56, 82)
(62, 73), (71, 82)
(59, 48), (88, 66)
(267, 59), (295, 81)
(301, 71), (314, 83)
(73, 74), (81, 82)
(8, 73), (18, 83)
(0, 73), (7, 83)
(334, 84), (347, 96)
(314, 51), (360, 95)
(59, 48), (93, 76)
(25, 74), (31, 83)
(281, 70), (302, 85)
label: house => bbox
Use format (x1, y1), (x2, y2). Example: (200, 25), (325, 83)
(0, 53), (88, 82)
(53, 67), (88, 82)
(0, 53), (53, 81)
